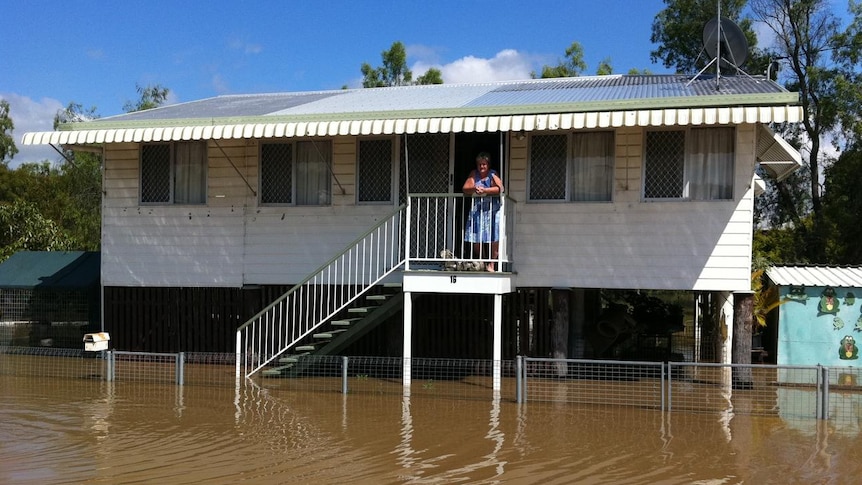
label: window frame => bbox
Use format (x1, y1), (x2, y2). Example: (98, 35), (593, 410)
(527, 130), (615, 203)
(259, 139), (333, 207)
(140, 141), (208, 206)
(642, 126), (736, 202)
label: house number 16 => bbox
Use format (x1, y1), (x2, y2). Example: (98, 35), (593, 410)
(450, 275), (457, 283)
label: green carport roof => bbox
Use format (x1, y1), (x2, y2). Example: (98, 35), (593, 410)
(0, 251), (100, 289)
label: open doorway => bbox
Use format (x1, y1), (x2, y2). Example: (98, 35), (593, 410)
(453, 132), (507, 193)
(453, 132), (507, 261)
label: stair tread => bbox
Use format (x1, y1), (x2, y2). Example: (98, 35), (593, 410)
(366, 294), (389, 301)
(295, 345), (316, 352)
(314, 329), (348, 339)
(348, 307), (373, 313)
(332, 318), (362, 326)
(262, 364), (294, 375)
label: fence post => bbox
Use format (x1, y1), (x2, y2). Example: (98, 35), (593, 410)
(515, 356), (523, 403)
(662, 361), (667, 412)
(817, 365), (829, 419)
(666, 362), (672, 413)
(177, 352), (185, 386)
(342, 356), (349, 394)
(106, 350), (114, 382)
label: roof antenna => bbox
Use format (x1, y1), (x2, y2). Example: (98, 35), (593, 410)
(687, 1), (752, 90)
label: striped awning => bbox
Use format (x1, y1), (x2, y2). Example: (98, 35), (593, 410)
(22, 105), (804, 146)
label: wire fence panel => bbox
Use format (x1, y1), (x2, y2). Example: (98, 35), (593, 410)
(183, 352), (237, 388)
(668, 362), (822, 419)
(826, 366), (862, 424)
(110, 351), (181, 385)
(0, 346), (105, 380)
(3, 346), (858, 425)
(522, 357), (665, 410)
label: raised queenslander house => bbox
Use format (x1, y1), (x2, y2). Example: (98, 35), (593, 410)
(23, 75), (803, 389)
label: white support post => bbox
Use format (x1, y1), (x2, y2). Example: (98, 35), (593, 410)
(493, 293), (502, 394)
(403, 291), (413, 393)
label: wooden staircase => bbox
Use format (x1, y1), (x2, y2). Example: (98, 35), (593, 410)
(261, 283), (402, 378)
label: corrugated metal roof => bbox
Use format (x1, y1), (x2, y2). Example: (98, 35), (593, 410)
(22, 74), (802, 146)
(0, 251), (100, 289)
(767, 266), (862, 288)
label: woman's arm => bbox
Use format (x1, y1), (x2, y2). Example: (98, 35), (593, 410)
(462, 170), (477, 194)
(489, 173), (504, 195)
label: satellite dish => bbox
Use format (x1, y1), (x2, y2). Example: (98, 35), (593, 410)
(702, 16), (749, 69)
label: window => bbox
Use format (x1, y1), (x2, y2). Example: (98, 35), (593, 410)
(644, 127), (734, 200)
(357, 138), (393, 204)
(260, 140), (332, 206)
(141, 142), (207, 204)
(528, 131), (613, 202)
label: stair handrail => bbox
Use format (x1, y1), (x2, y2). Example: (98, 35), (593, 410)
(236, 203), (407, 378)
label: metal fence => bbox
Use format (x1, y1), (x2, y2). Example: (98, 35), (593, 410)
(4, 346), (860, 423)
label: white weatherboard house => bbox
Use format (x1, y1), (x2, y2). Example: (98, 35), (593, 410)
(23, 75), (802, 389)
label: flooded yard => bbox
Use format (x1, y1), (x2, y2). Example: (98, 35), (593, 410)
(2, 369), (860, 484)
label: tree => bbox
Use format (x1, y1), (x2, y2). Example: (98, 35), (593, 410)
(0, 200), (73, 260)
(822, 147), (862, 263)
(750, 0), (844, 263)
(536, 42), (587, 78)
(596, 58), (614, 75)
(361, 41), (413, 87)
(123, 84), (170, 112)
(0, 99), (18, 164)
(650, 0), (770, 76)
(416, 67), (444, 85)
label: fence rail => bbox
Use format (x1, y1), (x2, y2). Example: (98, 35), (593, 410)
(5, 346), (862, 423)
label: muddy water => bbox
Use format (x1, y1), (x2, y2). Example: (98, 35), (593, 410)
(1, 375), (859, 485)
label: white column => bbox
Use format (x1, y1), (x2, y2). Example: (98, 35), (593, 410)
(492, 293), (502, 394)
(403, 291), (413, 393)
(720, 291), (734, 365)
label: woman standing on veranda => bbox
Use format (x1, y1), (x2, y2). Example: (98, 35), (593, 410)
(462, 152), (504, 272)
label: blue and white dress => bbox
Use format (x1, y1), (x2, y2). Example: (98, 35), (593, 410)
(465, 170), (501, 243)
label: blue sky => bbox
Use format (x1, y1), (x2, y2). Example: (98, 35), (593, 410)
(3, 0), (678, 166)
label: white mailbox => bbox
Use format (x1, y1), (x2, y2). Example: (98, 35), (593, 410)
(83, 332), (110, 351)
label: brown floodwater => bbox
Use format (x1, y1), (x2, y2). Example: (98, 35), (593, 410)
(1, 373), (860, 485)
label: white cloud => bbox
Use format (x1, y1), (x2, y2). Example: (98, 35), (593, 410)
(0, 92), (64, 167)
(414, 49), (535, 84)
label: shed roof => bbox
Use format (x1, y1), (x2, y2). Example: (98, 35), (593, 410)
(766, 265), (862, 288)
(0, 251), (100, 289)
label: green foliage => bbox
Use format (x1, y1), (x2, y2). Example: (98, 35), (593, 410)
(123, 84), (170, 113)
(0, 99), (18, 164)
(650, 0), (762, 74)
(537, 42), (586, 78)
(416, 67), (444, 85)
(596, 58), (614, 75)
(822, 146), (862, 263)
(0, 200), (74, 261)
(54, 102), (98, 129)
(751, 268), (784, 328)
(362, 42), (413, 87)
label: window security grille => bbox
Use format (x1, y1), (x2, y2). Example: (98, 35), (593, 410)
(529, 134), (567, 201)
(141, 144), (171, 203)
(260, 143), (293, 204)
(644, 130), (685, 199)
(400, 134), (449, 203)
(358, 139), (393, 203)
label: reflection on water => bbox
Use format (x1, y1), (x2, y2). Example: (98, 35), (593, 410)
(2, 375), (862, 484)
